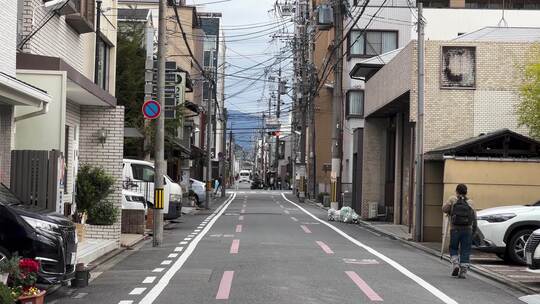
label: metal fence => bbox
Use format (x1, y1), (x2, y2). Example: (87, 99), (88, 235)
(10, 150), (63, 212)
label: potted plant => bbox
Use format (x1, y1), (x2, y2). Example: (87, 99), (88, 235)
(0, 283), (14, 304)
(75, 165), (115, 239)
(0, 256), (18, 285)
(12, 258), (45, 304)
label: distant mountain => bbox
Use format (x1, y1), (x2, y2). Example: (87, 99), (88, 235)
(228, 109), (262, 151)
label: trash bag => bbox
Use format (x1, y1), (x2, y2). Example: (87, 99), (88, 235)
(327, 208), (339, 221)
(339, 206), (359, 224)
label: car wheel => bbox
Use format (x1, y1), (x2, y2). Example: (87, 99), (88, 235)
(0, 246), (10, 263)
(508, 229), (533, 265)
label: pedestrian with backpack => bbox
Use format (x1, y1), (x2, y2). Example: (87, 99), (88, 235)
(442, 184), (477, 278)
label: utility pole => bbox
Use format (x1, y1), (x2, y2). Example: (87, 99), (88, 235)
(330, 0), (343, 210)
(307, 3), (316, 199)
(220, 109), (227, 197)
(414, 2), (425, 242)
(152, 0), (166, 247)
(274, 68), (282, 175)
(229, 126), (233, 185)
(205, 81), (213, 209)
(298, 0), (308, 202)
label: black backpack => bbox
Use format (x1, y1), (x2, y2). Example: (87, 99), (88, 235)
(451, 197), (474, 226)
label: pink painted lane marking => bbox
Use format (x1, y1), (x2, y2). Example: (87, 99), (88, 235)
(345, 271), (383, 302)
(216, 271), (235, 300)
(238, 215), (244, 221)
(300, 225), (312, 234)
(316, 241), (334, 255)
(230, 239), (240, 254)
(236, 224), (243, 233)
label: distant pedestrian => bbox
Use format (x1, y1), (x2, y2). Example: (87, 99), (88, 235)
(214, 175), (223, 196)
(442, 184), (477, 278)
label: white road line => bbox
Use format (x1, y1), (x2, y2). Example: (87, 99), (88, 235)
(168, 253), (178, 258)
(174, 247), (184, 252)
(284, 210), (290, 214)
(118, 301), (133, 304)
(281, 193), (458, 304)
(290, 217), (298, 222)
(184, 238), (192, 241)
(129, 288), (147, 295)
(161, 260), (172, 265)
(152, 268), (165, 273)
(179, 241), (188, 245)
(139, 193), (237, 304)
(143, 277), (156, 284)
(194, 229), (201, 232)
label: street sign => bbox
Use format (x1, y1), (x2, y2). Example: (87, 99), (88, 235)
(142, 100), (161, 120)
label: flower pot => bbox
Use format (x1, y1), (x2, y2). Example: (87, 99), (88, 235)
(18, 290), (46, 304)
(0, 273), (7, 285)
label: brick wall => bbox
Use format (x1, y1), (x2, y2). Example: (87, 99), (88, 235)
(0, 105), (13, 187)
(85, 224), (122, 242)
(79, 106), (124, 242)
(0, 0), (16, 76)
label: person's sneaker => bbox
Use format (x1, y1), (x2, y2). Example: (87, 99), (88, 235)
(451, 256), (460, 277)
(458, 265), (468, 279)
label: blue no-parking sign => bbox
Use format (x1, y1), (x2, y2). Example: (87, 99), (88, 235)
(142, 100), (161, 120)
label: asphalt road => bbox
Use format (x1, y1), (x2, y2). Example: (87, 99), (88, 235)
(48, 190), (532, 304)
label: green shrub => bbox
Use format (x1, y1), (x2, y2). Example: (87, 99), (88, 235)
(317, 192), (329, 203)
(76, 165), (115, 214)
(0, 283), (14, 304)
(87, 201), (119, 225)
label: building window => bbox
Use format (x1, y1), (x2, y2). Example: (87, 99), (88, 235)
(203, 81), (211, 100)
(348, 30), (398, 57)
(95, 37), (109, 90)
(441, 46), (476, 89)
(346, 90), (364, 118)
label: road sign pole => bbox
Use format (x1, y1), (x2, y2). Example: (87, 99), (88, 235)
(153, 0), (166, 247)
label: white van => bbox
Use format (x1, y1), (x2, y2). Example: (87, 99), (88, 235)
(122, 159), (182, 220)
(239, 170), (251, 183)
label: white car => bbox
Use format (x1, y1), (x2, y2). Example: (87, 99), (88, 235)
(122, 189), (147, 213)
(476, 201), (540, 265)
(239, 170), (251, 183)
(189, 178), (206, 206)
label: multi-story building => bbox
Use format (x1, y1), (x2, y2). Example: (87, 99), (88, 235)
(14, 0), (124, 243)
(353, 29), (540, 240)
(0, 1), (51, 188)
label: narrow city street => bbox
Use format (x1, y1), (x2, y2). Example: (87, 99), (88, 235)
(47, 189), (526, 304)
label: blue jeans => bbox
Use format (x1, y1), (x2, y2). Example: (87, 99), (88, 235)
(449, 228), (472, 264)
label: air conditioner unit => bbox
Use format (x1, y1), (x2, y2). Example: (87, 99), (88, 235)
(368, 202), (378, 219)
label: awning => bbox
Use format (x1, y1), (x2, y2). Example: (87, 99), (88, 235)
(426, 129), (540, 160)
(349, 48), (403, 81)
(165, 135), (191, 155)
(0, 72), (51, 107)
(17, 53), (116, 107)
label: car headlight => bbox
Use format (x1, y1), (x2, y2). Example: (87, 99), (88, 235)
(477, 213), (516, 223)
(21, 216), (60, 232)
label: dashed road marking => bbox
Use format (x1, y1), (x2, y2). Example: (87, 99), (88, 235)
(230, 239), (240, 254)
(174, 247), (184, 252)
(281, 193), (458, 304)
(152, 268), (165, 273)
(118, 301), (133, 304)
(161, 260), (172, 265)
(300, 225), (312, 234)
(139, 193), (237, 304)
(143, 277), (156, 284)
(290, 217), (298, 222)
(129, 288), (147, 295)
(284, 210), (290, 214)
(216, 271), (235, 300)
(343, 258), (379, 265)
(346, 271), (383, 302)
(168, 253), (178, 258)
(183, 237), (192, 241)
(316, 241), (334, 255)
(179, 241), (188, 245)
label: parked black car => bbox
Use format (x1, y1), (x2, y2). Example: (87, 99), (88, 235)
(0, 184), (77, 284)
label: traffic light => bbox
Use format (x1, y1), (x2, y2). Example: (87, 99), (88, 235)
(267, 131), (281, 137)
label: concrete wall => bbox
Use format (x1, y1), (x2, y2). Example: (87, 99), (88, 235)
(14, 71), (67, 151)
(79, 106), (124, 242)
(361, 117), (387, 218)
(443, 159), (540, 210)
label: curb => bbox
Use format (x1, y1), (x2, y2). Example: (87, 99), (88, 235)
(300, 197), (536, 295)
